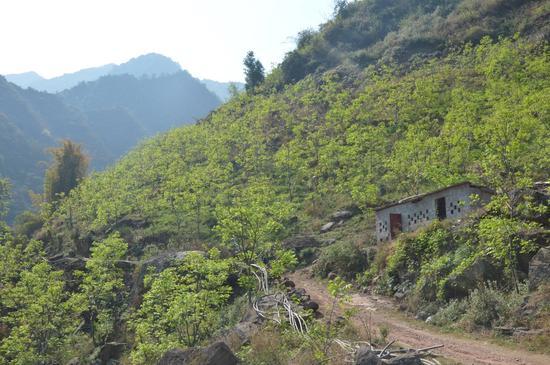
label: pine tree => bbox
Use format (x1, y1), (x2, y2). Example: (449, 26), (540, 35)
(243, 51), (265, 91)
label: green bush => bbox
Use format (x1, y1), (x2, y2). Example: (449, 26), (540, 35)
(314, 241), (367, 279)
(430, 282), (528, 331)
(430, 299), (469, 326)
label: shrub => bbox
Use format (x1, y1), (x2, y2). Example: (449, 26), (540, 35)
(430, 299), (469, 326)
(314, 241), (367, 279)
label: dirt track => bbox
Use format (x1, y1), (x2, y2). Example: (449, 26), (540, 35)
(289, 270), (550, 365)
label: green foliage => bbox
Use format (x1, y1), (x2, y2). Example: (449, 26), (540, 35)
(0, 262), (82, 365)
(51, 36), (547, 257)
(430, 282), (527, 331)
(76, 232), (128, 346)
(44, 140), (89, 204)
(315, 241), (368, 279)
(131, 250), (232, 364)
(215, 180), (291, 293)
(244, 51), (265, 91)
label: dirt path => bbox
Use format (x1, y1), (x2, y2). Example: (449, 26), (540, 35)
(289, 270), (550, 365)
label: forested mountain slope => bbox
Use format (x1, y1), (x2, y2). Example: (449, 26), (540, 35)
(51, 35), (549, 255)
(60, 71), (220, 134)
(0, 69), (221, 221)
(1, 1), (549, 364)
(276, 0), (550, 84)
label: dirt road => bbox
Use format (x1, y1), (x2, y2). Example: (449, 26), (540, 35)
(289, 270), (550, 365)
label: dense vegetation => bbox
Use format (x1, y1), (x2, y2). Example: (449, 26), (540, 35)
(1, 0), (549, 364)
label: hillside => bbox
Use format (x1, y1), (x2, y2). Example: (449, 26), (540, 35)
(0, 69), (221, 221)
(1, 1), (549, 364)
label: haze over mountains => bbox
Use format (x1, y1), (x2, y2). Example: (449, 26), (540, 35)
(6, 53), (244, 100)
(1, 53), (242, 220)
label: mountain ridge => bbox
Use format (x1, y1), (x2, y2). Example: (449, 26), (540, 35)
(5, 53), (244, 100)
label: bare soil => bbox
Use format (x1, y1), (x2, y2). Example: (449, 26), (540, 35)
(289, 269), (550, 365)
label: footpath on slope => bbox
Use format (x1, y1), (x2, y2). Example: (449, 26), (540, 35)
(289, 269), (550, 365)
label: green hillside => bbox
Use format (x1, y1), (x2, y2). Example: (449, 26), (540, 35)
(1, 1), (549, 364)
(50, 35), (549, 255)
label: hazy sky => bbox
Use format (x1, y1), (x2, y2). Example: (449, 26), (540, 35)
(0, 0), (334, 82)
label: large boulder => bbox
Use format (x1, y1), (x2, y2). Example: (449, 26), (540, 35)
(529, 246), (550, 291)
(332, 210), (354, 221)
(157, 342), (238, 365)
(441, 256), (500, 299)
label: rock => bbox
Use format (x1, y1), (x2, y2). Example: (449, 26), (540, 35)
(282, 279), (295, 288)
(384, 353), (422, 365)
(282, 235), (321, 250)
(332, 210), (354, 221)
(302, 300), (319, 312)
(425, 316), (433, 324)
(158, 342), (238, 365)
(199, 341), (239, 365)
(157, 348), (192, 365)
(98, 342), (126, 364)
(320, 221), (336, 233)
(321, 238), (337, 246)
(529, 246), (550, 291)
(442, 256), (500, 299)
(327, 272), (337, 280)
(290, 288), (307, 299)
(355, 347), (382, 365)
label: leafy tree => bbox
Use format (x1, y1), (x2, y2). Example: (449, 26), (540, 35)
(215, 180), (291, 297)
(131, 250), (231, 364)
(244, 51), (265, 91)
(44, 140), (89, 204)
(0, 262), (82, 365)
(76, 232), (128, 346)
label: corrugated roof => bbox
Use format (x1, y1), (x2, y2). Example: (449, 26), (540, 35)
(374, 181), (493, 211)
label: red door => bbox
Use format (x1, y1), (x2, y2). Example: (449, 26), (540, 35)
(390, 213), (402, 239)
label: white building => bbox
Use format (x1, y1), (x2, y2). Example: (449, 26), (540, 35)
(375, 182), (493, 242)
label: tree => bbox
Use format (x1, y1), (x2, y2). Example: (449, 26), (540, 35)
(244, 51), (265, 91)
(0, 178), (10, 220)
(131, 250), (231, 364)
(0, 262), (82, 365)
(44, 140), (89, 204)
(215, 180), (291, 299)
(77, 232), (128, 346)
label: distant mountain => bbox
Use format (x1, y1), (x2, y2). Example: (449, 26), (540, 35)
(0, 65), (221, 221)
(3, 71), (44, 88)
(5, 53), (180, 93)
(200, 79), (244, 101)
(110, 53), (181, 77)
(6, 54), (244, 100)
(60, 71), (221, 134)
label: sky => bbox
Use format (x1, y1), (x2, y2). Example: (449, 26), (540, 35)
(0, 0), (335, 82)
